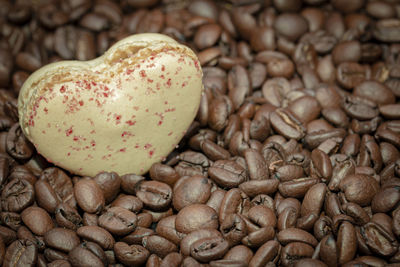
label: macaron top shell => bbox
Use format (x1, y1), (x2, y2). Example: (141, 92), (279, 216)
(18, 33), (203, 176)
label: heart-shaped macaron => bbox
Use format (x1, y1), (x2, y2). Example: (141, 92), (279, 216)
(18, 33), (203, 176)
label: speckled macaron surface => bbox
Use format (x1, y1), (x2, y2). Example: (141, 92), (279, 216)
(18, 33), (203, 176)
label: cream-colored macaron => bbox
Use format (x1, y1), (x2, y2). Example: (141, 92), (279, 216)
(18, 33), (203, 176)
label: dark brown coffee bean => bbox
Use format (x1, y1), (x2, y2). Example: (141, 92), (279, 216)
(44, 228), (80, 253)
(278, 177), (319, 198)
(176, 204), (219, 234)
(0, 212), (21, 231)
(296, 212), (319, 231)
(200, 140), (231, 161)
(371, 187), (400, 213)
(310, 150), (332, 182)
(288, 96), (321, 124)
(270, 108), (306, 140)
(337, 221), (357, 265)
(173, 175), (213, 211)
(1, 178), (35, 213)
(262, 77), (291, 108)
(190, 236), (229, 263)
(93, 172), (121, 204)
(47, 259), (71, 267)
(278, 207), (298, 231)
(134, 180), (172, 211)
(0, 225), (17, 246)
(373, 19), (400, 43)
(55, 203), (82, 230)
(68, 241), (107, 267)
(336, 62), (370, 89)
(82, 212), (98, 226)
(274, 13), (309, 42)
(208, 96), (233, 132)
(380, 104), (400, 120)
(361, 222), (398, 257)
(6, 123), (34, 160)
(120, 174), (144, 195)
(281, 242), (314, 266)
(277, 228), (318, 247)
(37, 4), (69, 29)
(180, 228), (222, 257)
(111, 195), (143, 214)
(3, 239), (37, 267)
(232, 7), (257, 40)
(342, 95), (379, 120)
(44, 248), (68, 262)
(40, 167), (74, 206)
(301, 183), (326, 217)
(354, 80), (395, 105)
(339, 174), (379, 206)
(154, 215), (183, 245)
(77, 225), (115, 250)
(228, 65), (251, 110)
(239, 179), (279, 198)
(34, 179), (61, 213)
(149, 163), (179, 186)
(74, 178), (105, 214)
(142, 235), (178, 258)
(21, 206), (54, 236)
(114, 242), (149, 266)
(248, 240), (279, 267)
(194, 24), (222, 50)
(80, 13), (110, 32)
(250, 26), (276, 52)
(98, 206), (137, 236)
(159, 252), (182, 267)
(209, 160), (247, 188)
(332, 41), (362, 65)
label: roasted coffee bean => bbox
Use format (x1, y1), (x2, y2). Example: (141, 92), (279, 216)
(354, 80), (395, 105)
(98, 206), (137, 236)
(34, 179), (61, 213)
(74, 178), (105, 214)
(270, 108), (306, 140)
(55, 203), (82, 230)
(3, 239), (37, 267)
(176, 204), (219, 234)
(68, 241), (107, 267)
(44, 228), (80, 253)
(190, 236), (229, 263)
(1, 178), (35, 213)
(281, 242), (314, 266)
(21, 206), (54, 236)
(111, 195), (143, 214)
(209, 160), (247, 188)
(76, 225), (115, 250)
(114, 242), (149, 266)
(120, 174), (144, 195)
(373, 19), (400, 43)
(361, 222), (398, 257)
(339, 174), (379, 206)
(142, 235), (178, 258)
(39, 167), (74, 206)
(336, 62), (371, 89)
(6, 123), (34, 160)
(173, 175), (213, 211)
(343, 95), (379, 121)
(93, 171), (121, 204)
(274, 13), (308, 42)
(135, 180), (172, 211)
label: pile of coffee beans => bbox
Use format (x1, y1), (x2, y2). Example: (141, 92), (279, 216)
(0, 0), (400, 266)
